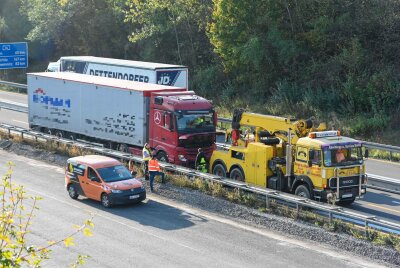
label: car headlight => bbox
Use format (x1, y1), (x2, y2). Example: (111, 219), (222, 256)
(111, 189), (122, 193)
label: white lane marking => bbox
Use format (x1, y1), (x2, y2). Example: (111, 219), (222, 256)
(25, 187), (201, 253)
(149, 195), (384, 268)
(393, 201), (400, 205)
(13, 120), (28, 125)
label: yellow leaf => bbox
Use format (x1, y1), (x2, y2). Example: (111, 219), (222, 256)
(64, 237), (74, 247)
(47, 240), (56, 245)
(83, 228), (93, 237)
(84, 220), (94, 228)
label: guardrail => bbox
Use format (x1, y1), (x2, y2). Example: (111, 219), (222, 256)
(367, 174), (400, 195)
(0, 80), (27, 90)
(0, 123), (399, 235)
(0, 100), (28, 113)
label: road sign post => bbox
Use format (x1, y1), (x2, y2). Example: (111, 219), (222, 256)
(0, 42), (28, 70)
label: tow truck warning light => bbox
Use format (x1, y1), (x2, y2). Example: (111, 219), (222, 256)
(309, 131), (340, 139)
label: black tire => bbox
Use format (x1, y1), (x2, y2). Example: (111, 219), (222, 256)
(339, 198), (355, 206)
(101, 193), (112, 208)
(295, 185), (311, 199)
(55, 131), (64, 138)
(157, 152), (168, 163)
(230, 167), (245, 182)
(67, 184), (79, 199)
(212, 163), (227, 178)
(118, 143), (128, 153)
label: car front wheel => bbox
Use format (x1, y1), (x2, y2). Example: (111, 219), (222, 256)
(101, 193), (112, 208)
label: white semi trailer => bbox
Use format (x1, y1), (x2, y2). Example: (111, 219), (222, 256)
(46, 56), (188, 88)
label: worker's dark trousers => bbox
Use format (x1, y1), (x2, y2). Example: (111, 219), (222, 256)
(149, 171), (165, 191)
(143, 161), (149, 180)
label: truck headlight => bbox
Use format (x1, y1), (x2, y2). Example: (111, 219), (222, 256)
(178, 155), (187, 162)
(111, 189), (122, 193)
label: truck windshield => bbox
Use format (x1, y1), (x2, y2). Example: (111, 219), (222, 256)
(176, 111), (215, 133)
(96, 165), (132, 182)
(323, 147), (363, 167)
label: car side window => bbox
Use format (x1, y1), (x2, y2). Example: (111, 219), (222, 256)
(88, 167), (100, 182)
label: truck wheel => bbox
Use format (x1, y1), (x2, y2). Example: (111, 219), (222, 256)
(67, 185), (79, 199)
(230, 168), (245, 182)
(118, 143), (128, 153)
(101, 193), (112, 208)
(157, 152), (168, 163)
(212, 163), (227, 177)
(55, 131), (64, 138)
(295, 185), (311, 199)
(339, 198), (355, 206)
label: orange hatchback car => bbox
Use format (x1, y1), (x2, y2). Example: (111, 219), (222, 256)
(65, 155), (146, 207)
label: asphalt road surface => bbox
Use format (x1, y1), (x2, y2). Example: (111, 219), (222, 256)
(0, 150), (385, 267)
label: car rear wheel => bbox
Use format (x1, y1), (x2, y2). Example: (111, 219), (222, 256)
(68, 185), (79, 199)
(101, 193), (112, 208)
(212, 163), (227, 178)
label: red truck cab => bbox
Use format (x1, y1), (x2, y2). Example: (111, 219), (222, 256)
(148, 91), (216, 166)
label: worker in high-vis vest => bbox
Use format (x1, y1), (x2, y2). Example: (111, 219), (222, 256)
(148, 153), (165, 192)
(195, 148), (208, 173)
(142, 143), (151, 180)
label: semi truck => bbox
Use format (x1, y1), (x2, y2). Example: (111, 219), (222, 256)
(46, 56), (188, 88)
(210, 109), (367, 204)
(27, 72), (216, 166)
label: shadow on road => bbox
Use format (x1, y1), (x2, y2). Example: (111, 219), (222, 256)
(79, 196), (208, 231)
(363, 191), (400, 207)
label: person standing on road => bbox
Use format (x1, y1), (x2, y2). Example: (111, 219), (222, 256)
(148, 153), (165, 192)
(195, 148), (208, 173)
(142, 143), (152, 180)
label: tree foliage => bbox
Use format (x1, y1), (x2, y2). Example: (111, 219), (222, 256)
(0, 162), (94, 267)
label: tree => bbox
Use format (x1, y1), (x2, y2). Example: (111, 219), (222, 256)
(0, 162), (94, 267)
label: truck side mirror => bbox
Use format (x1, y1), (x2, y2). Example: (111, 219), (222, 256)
(165, 113), (173, 131)
(364, 148), (369, 159)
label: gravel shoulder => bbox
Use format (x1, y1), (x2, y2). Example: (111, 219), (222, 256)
(3, 141), (400, 267)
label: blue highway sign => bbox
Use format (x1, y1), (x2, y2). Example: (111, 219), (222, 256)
(0, 42), (28, 69)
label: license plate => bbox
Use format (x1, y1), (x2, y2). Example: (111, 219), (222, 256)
(129, 194), (140, 199)
(342, 193), (353, 198)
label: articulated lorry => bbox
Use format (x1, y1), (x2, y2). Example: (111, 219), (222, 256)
(210, 109), (367, 204)
(27, 72), (216, 166)
(46, 56), (188, 88)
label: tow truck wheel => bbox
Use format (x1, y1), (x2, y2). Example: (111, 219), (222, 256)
(67, 185), (79, 199)
(339, 198), (355, 206)
(295, 185), (311, 199)
(212, 163), (227, 178)
(157, 152), (168, 163)
(230, 168), (245, 182)
(101, 193), (112, 208)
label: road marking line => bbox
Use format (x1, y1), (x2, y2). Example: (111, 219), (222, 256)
(393, 201), (400, 205)
(367, 203), (400, 213)
(12, 119), (28, 125)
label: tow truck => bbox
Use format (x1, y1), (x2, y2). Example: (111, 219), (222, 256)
(210, 109), (367, 204)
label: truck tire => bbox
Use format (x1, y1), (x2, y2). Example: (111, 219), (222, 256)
(339, 198), (355, 206)
(294, 185), (311, 199)
(230, 167), (245, 182)
(118, 143), (128, 153)
(67, 185), (79, 199)
(213, 163), (227, 178)
(157, 152), (168, 163)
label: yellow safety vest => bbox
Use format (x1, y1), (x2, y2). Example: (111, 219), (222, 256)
(143, 147), (151, 161)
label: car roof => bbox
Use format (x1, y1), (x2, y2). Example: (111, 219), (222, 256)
(68, 155), (122, 169)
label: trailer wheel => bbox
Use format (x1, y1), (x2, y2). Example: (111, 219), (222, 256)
(294, 185), (311, 199)
(157, 152), (168, 163)
(118, 143), (128, 153)
(55, 131), (64, 138)
(230, 168), (245, 182)
(212, 163), (227, 178)
(339, 198), (355, 206)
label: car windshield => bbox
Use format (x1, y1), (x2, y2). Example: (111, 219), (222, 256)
(323, 146), (363, 167)
(96, 165), (132, 182)
(176, 111), (215, 133)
